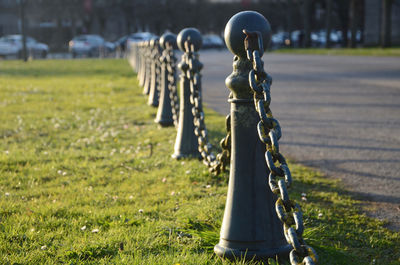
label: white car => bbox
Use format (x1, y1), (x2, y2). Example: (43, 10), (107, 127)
(125, 32), (157, 48)
(0, 35), (49, 59)
(69, 35), (114, 58)
(202, 34), (225, 49)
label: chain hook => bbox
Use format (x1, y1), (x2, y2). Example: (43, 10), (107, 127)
(243, 29), (263, 61)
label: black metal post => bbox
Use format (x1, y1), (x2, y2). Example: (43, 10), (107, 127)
(172, 28), (202, 159)
(143, 41), (152, 95)
(155, 33), (176, 127)
(139, 43), (146, 88)
(148, 38), (160, 107)
(214, 11), (291, 262)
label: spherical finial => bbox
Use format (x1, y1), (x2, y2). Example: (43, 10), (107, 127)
(224, 11), (271, 58)
(150, 37), (159, 47)
(177, 28), (202, 52)
(160, 33), (177, 49)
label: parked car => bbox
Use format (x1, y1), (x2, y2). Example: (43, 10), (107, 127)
(104, 41), (116, 54)
(0, 35), (49, 59)
(271, 30), (344, 48)
(314, 30), (341, 47)
(115, 32), (158, 55)
(271, 31), (291, 48)
(69, 35), (114, 58)
(202, 34), (225, 49)
(115, 35), (129, 53)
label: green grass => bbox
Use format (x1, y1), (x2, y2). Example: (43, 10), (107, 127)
(0, 59), (399, 264)
(273, 47), (400, 57)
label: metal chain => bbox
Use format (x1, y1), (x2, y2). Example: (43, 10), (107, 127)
(153, 44), (162, 93)
(164, 43), (180, 127)
(144, 44), (152, 91)
(184, 40), (231, 176)
(243, 30), (318, 265)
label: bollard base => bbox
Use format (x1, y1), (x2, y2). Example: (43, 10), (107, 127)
(148, 101), (159, 107)
(214, 241), (292, 262)
(171, 153), (185, 160)
(155, 118), (174, 127)
(171, 152), (201, 160)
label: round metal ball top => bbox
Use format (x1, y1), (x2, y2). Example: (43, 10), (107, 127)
(224, 11), (271, 58)
(177, 28), (202, 52)
(150, 37), (159, 47)
(160, 33), (176, 49)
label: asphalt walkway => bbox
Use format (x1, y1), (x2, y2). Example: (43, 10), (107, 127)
(200, 50), (400, 230)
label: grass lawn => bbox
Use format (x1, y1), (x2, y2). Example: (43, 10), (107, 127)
(273, 47), (400, 57)
(0, 59), (399, 264)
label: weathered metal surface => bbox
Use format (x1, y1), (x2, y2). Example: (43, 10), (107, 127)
(243, 27), (318, 264)
(214, 11), (292, 262)
(155, 33), (176, 127)
(164, 37), (180, 127)
(143, 40), (152, 95)
(183, 33), (231, 175)
(148, 38), (160, 107)
(172, 28), (202, 159)
(138, 43), (146, 88)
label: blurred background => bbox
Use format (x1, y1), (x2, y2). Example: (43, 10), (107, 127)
(0, 0), (399, 59)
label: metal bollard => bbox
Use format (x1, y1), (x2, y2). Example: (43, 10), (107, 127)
(134, 43), (140, 71)
(138, 42), (146, 88)
(143, 40), (152, 95)
(128, 42), (138, 72)
(172, 28), (202, 159)
(155, 33), (177, 127)
(148, 38), (160, 107)
(166, 37), (180, 128)
(214, 11), (292, 261)
(127, 42), (135, 71)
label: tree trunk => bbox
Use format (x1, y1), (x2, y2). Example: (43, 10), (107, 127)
(303, 0), (312, 48)
(286, 0), (293, 47)
(349, 0), (357, 48)
(71, 16), (77, 37)
(325, 0), (333, 48)
(19, 0), (28, 61)
(381, 0), (393, 47)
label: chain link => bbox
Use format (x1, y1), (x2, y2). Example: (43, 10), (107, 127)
(144, 44), (152, 94)
(163, 43), (180, 127)
(243, 29), (318, 265)
(153, 44), (162, 94)
(184, 40), (231, 176)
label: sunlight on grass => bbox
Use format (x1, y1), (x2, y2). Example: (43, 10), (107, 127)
(0, 59), (399, 264)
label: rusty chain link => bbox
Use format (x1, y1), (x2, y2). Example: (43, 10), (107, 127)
(163, 42), (180, 127)
(184, 40), (231, 176)
(144, 44), (152, 93)
(153, 43), (162, 94)
(243, 29), (318, 265)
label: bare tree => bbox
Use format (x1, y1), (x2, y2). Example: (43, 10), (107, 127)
(381, 0), (393, 47)
(325, 0), (333, 48)
(302, 0), (312, 48)
(349, 0), (358, 48)
(18, 0), (28, 61)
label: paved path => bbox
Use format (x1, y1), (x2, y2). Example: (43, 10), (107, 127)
(200, 50), (400, 230)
